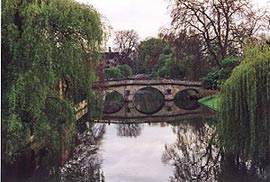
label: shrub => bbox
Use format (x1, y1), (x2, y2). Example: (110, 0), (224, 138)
(104, 64), (132, 79)
(201, 57), (239, 89)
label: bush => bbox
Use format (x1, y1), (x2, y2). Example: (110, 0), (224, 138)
(201, 57), (239, 89)
(104, 67), (122, 79)
(104, 64), (132, 79)
(201, 70), (220, 89)
(117, 64), (132, 78)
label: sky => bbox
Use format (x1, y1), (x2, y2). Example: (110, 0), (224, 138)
(76, 0), (171, 48)
(76, 0), (269, 48)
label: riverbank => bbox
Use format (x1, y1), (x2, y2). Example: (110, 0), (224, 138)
(198, 95), (220, 111)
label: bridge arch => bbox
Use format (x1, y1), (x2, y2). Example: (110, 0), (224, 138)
(174, 88), (200, 110)
(132, 86), (165, 114)
(103, 90), (125, 114)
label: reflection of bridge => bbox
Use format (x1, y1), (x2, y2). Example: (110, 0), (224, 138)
(93, 78), (203, 101)
(99, 101), (215, 123)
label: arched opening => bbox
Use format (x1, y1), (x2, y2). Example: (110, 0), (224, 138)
(174, 89), (200, 110)
(133, 87), (164, 114)
(103, 90), (124, 114)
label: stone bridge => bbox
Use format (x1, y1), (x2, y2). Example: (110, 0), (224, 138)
(93, 78), (203, 102)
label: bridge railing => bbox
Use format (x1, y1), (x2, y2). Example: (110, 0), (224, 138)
(93, 78), (202, 88)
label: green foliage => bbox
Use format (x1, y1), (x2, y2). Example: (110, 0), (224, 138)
(152, 54), (172, 78)
(201, 57), (239, 89)
(88, 91), (104, 120)
(117, 64), (132, 77)
(219, 44), (270, 167)
(104, 64), (132, 79)
(201, 70), (220, 89)
(2, 0), (104, 157)
(152, 54), (186, 79)
(104, 67), (122, 79)
(136, 38), (171, 73)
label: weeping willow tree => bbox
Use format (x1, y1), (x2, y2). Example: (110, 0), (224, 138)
(219, 43), (270, 168)
(2, 0), (104, 159)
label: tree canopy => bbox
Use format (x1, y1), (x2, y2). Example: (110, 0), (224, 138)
(114, 29), (139, 66)
(168, 0), (269, 68)
(2, 0), (104, 156)
(104, 64), (132, 79)
(136, 38), (170, 74)
(219, 43), (270, 168)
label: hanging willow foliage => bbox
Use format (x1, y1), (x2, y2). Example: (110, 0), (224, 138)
(2, 0), (104, 157)
(219, 43), (270, 167)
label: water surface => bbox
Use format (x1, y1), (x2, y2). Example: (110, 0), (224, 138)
(61, 118), (218, 182)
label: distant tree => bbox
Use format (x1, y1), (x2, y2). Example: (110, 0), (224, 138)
(114, 30), (139, 67)
(162, 31), (209, 80)
(136, 38), (170, 73)
(117, 64), (132, 78)
(104, 64), (132, 79)
(169, 0), (268, 68)
(104, 67), (122, 79)
(201, 56), (239, 89)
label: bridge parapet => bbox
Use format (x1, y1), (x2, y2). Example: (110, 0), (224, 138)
(93, 78), (201, 88)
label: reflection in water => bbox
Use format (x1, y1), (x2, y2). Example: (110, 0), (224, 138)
(103, 90), (124, 114)
(133, 87), (164, 114)
(60, 118), (266, 182)
(174, 89), (200, 110)
(60, 123), (106, 182)
(162, 120), (221, 181)
(217, 161), (269, 182)
(101, 122), (175, 182)
(116, 123), (142, 137)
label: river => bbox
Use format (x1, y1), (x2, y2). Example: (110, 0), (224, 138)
(60, 118), (217, 182)
(58, 88), (266, 182)
(3, 88), (268, 181)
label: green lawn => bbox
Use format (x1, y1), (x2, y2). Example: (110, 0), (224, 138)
(198, 95), (220, 111)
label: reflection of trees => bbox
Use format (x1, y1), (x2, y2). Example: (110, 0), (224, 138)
(116, 124), (142, 138)
(174, 90), (199, 110)
(162, 120), (220, 181)
(134, 88), (164, 114)
(60, 124), (106, 182)
(103, 91), (124, 114)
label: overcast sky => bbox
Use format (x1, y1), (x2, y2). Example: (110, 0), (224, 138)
(76, 0), (171, 47)
(76, 0), (269, 48)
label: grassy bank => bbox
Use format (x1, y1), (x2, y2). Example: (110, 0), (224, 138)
(198, 95), (220, 111)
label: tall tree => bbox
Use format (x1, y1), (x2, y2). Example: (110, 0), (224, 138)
(2, 0), (104, 157)
(219, 43), (270, 170)
(169, 0), (268, 68)
(136, 38), (166, 73)
(162, 30), (209, 80)
(114, 29), (139, 67)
